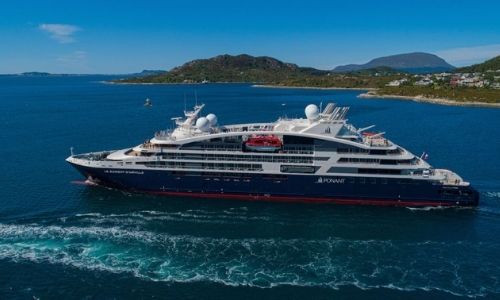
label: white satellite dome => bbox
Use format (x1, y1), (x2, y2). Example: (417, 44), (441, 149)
(305, 104), (319, 121)
(206, 113), (218, 126)
(195, 117), (210, 131)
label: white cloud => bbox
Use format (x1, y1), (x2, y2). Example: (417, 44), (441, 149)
(39, 23), (81, 43)
(436, 44), (500, 66)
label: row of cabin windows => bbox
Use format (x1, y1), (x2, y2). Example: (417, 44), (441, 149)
(157, 153), (319, 164)
(281, 145), (314, 154)
(282, 136), (356, 152)
(180, 136), (372, 153)
(169, 171), (288, 181)
(337, 148), (402, 155)
(136, 147), (401, 159)
(348, 177), (386, 184)
(280, 165), (318, 174)
(172, 135), (404, 157)
(170, 171), (255, 179)
(198, 172), (251, 179)
(328, 167), (402, 175)
(358, 168), (401, 175)
(180, 144), (314, 154)
(346, 177), (420, 185)
(338, 157), (414, 165)
(164, 171), (419, 186)
(151, 146), (400, 156)
(136, 161), (263, 171)
(181, 143), (314, 154)
(182, 143), (242, 151)
(180, 137), (243, 151)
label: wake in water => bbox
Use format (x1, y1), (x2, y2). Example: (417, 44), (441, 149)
(405, 206), (450, 211)
(0, 216), (499, 298)
(485, 191), (500, 199)
(69, 209), (274, 226)
(405, 191), (500, 213)
(405, 206), (476, 212)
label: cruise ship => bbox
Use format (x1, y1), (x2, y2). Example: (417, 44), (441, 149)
(67, 103), (479, 207)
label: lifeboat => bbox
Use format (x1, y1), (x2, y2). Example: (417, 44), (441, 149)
(245, 135), (282, 152)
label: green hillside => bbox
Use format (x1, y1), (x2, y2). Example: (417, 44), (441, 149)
(456, 56), (500, 73)
(119, 54), (328, 83)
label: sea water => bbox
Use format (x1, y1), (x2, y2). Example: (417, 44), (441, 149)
(0, 76), (499, 299)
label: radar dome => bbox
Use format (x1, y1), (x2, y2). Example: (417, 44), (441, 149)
(206, 113), (218, 126)
(305, 104), (319, 120)
(195, 117), (210, 131)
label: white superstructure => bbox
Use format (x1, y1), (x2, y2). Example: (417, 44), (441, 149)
(68, 103), (468, 186)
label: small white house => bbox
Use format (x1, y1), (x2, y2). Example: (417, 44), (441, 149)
(386, 78), (408, 87)
(415, 79), (433, 86)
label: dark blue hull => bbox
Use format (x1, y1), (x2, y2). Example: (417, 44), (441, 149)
(69, 164), (479, 207)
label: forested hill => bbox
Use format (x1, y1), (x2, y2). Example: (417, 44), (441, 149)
(120, 54), (327, 83)
(456, 56), (500, 73)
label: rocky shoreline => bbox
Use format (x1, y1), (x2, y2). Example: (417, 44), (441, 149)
(358, 91), (500, 108)
(254, 84), (500, 108)
(252, 84), (376, 91)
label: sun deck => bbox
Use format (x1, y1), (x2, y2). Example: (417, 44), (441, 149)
(435, 169), (470, 186)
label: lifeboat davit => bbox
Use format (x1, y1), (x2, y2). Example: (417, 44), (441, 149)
(245, 135), (282, 152)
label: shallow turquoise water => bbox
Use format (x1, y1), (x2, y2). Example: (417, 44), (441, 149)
(0, 76), (499, 299)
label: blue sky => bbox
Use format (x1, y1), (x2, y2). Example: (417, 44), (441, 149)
(1, 0), (499, 73)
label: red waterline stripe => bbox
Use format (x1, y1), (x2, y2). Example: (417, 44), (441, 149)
(148, 190), (459, 207)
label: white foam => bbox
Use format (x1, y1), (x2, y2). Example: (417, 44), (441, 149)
(405, 206), (452, 211)
(72, 210), (274, 226)
(485, 192), (500, 199)
(0, 222), (498, 298)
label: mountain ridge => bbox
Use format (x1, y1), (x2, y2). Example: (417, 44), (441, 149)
(333, 52), (455, 73)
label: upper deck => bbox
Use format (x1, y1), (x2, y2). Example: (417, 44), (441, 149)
(150, 103), (394, 150)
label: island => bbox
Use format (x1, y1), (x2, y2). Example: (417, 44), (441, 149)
(115, 54), (500, 107)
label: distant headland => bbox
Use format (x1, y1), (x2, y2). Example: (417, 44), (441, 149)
(1, 70), (166, 78)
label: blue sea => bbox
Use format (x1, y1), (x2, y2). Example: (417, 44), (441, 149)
(1, 75), (500, 299)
